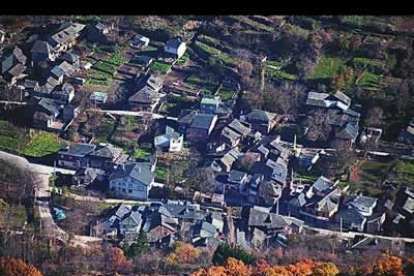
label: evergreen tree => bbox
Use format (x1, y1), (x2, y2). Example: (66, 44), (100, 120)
(124, 230), (149, 258)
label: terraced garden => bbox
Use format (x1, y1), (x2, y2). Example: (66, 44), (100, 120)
(308, 56), (347, 80)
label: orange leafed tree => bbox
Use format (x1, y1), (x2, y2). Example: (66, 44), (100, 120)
(107, 247), (131, 273)
(0, 257), (43, 276)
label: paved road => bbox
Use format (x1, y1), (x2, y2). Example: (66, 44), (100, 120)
(87, 108), (178, 121)
(0, 151), (101, 248)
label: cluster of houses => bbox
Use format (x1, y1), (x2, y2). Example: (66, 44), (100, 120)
(92, 201), (225, 249)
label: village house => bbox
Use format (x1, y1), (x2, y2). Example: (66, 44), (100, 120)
(109, 161), (155, 201)
(211, 147), (243, 173)
(257, 180), (283, 207)
(398, 118), (414, 145)
(154, 126), (184, 152)
(0, 46), (27, 85)
(243, 109), (278, 134)
(186, 113), (218, 143)
(164, 38), (187, 59)
(58, 143), (97, 169)
(131, 34), (150, 49)
(129, 74), (164, 112)
(31, 97), (64, 132)
(87, 22), (116, 45)
(288, 176), (341, 225)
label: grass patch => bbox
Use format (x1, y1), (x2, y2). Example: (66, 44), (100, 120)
(266, 66), (298, 81)
(194, 41), (238, 67)
(175, 53), (190, 66)
(108, 52), (127, 66)
(0, 120), (30, 154)
(155, 166), (168, 183)
(308, 56), (347, 80)
(358, 71), (382, 90)
(348, 160), (394, 196)
(391, 159), (414, 185)
(150, 61), (172, 74)
(22, 132), (62, 157)
(132, 148), (151, 159)
(352, 57), (386, 68)
(344, 16), (365, 26)
(216, 88), (234, 101)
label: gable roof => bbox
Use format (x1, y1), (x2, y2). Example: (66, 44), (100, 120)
(59, 143), (96, 157)
(166, 38), (184, 49)
(246, 109), (277, 122)
(313, 176), (334, 193)
(229, 169), (247, 183)
(336, 207), (366, 224)
(350, 196), (378, 211)
(190, 114), (217, 130)
(128, 86), (159, 104)
(31, 40), (53, 55)
(333, 91), (351, 106)
(38, 97), (60, 115)
(221, 126), (241, 142)
(109, 162), (154, 186)
(336, 122), (359, 141)
(89, 144), (122, 160)
(228, 119), (251, 136)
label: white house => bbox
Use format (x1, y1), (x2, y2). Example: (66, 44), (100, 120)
(154, 126), (184, 152)
(109, 162), (155, 200)
(164, 38), (187, 59)
(131, 34), (150, 49)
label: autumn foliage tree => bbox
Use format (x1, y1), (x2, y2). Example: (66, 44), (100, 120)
(106, 247), (132, 274)
(0, 257), (43, 276)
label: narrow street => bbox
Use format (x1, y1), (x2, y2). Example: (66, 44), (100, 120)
(0, 150), (101, 248)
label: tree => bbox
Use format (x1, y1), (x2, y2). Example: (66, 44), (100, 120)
(305, 109), (332, 142)
(238, 61), (254, 90)
(332, 66), (354, 90)
(185, 167), (215, 194)
(106, 247), (131, 273)
(312, 262), (339, 276)
(365, 106), (384, 127)
(224, 257), (251, 276)
(212, 244), (255, 266)
(123, 230), (149, 258)
(0, 257), (43, 276)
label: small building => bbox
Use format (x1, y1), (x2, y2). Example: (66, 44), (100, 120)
(131, 34), (150, 49)
(62, 104), (80, 122)
(128, 86), (160, 112)
(87, 22), (115, 45)
(90, 91), (108, 105)
(58, 143), (96, 169)
(119, 211), (143, 236)
(154, 126), (184, 152)
(73, 167), (105, 186)
(186, 114), (218, 143)
(258, 180), (283, 207)
(52, 82), (75, 104)
(244, 109), (277, 134)
(228, 169), (249, 188)
(109, 162), (155, 201)
(348, 195), (378, 217)
(31, 40), (56, 63)
(398, 118), (414, 145)
(359, 127), (383, 146)
(164, 38), (187, 59)
(200, 95), (220, 115)
(32, 98), (63, 131)
(334, 207), (367, 232)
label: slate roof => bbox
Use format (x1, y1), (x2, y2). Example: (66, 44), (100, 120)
(336, 207), (365, 224)
(51, 65), (65, 78)
(146, 74), (164, 92)
(59, 143), (96, 157)
(59, 52), (80, 63)
(306, 91), (330, 107)
(12, 47), (27, 64)
(228, 119), (251, 136)
(247, 208), (292, 230)
(246, 109), (277, 122)
(229, 170), (247, 183)
(259, 180), (283, 198)
(89, 144), (122, 160)
(31, 40), (53, 55)
(128, 86), (159, 104)
(350, 196), (378, 211)
(108, 203), (132, 219)
(38, 97), (60, 115)
(403, 196), (414, 214)
(109, 162), (154, 186)
(7, 63), (26, 77)
(190, 114), (216, 130)
(265, 158), (287, 184)
(166, 38), (184, 49)
(221, 126), (241, 142)
(336, 122), (359, 141)
(333, 91), (351, 106)
(196, 221), (217, 237)
(121, 211), (142, 226)
(24, 79), (39, 89)
(313, 176), (334, 193)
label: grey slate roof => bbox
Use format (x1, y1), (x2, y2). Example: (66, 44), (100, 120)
(128, 86), (159, 104)
(333, 91), (351, 106)
(190, 114), (216, 130)
(350, 196), (378, 211)
(109, 162), (154, 186)
(229, 170), (247, 183)
(228, 119), (251, 136)
(246, 109), (277, 122)
(221, 126), (241, 142)
(248, 208), (292, 230)
(336, 122), (359, 141)
(31, 40), (53, 55)
(313, 176), (334, 193)
(89, 144), (122, 160)
(336, 207), (365, 224)
(38, 97), (60, 115)
(166, 38), (184, 49)
(59, 143), (96, 157)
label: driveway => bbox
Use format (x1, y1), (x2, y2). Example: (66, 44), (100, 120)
(0, 150), (100, 248)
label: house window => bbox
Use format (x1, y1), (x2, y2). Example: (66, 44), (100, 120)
(129, 189), (133, 193)
(137, 186), (144, 191)
(122, 189), (126, 193)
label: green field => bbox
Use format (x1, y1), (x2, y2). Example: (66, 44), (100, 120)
(155, 166), (168, 183)
(22, 133), (62, 157)
(194, 41), (238, 67)
(150, 61), (172, 73)
(392, 159), (414, 185)
(133, 148), (151, 159)
(358, 71), (382, 90)
(216, 88), (234, 101)
(266, 66), (298, 81)
(175, 54), (190, 66)
(0, 120), (30, 154)
(348, 160), (394, 196)
(308, 56), (347, 79)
